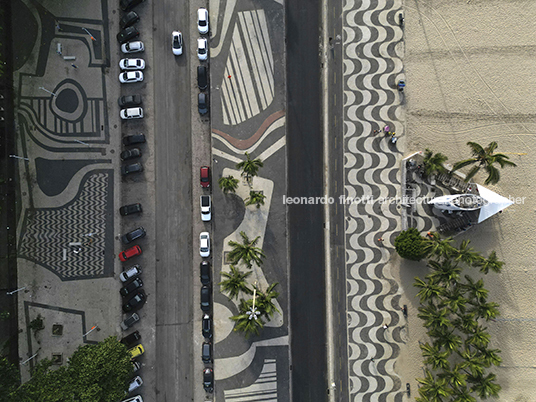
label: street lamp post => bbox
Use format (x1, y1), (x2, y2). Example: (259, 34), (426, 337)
(74, 139), (90, 146)
(9, 155), (29, 161)
(246, 284), (260, 321)
(82, 325), (98, 338)
(82, 27), (96, 41)
(39, 87), (57, 97)
(7, 286), (26, 295)
(21, 349), (40, 365)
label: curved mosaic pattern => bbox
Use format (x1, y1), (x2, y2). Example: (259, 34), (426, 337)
(342, 0), (406, 400)
(17, 171), (114, 280)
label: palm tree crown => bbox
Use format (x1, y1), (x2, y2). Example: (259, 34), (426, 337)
(236, 152), (264, 182)
(423, 148), (449, 177)
(452, 141), (516, 185)
(218, 175), (239, 194)
(227, 231), (266, 269)
(219, 265), (253, 300)
(245, 191), (266, 208)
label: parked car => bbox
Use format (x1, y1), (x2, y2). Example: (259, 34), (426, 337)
(200, 260), (210, 285)
(122, 162), (144, 176)
(197, 66), (207, 90)
(121, 312), (140, 330)
(200, 195), (211, 221)
(122, 395), (143, 402)
(132, 361), (142, 372)
(122, 227), (146, 244)
(203, 368), (214, 393)
(119, 245), (142, 262)
(197, 8), (209, 34)
(120, 330), (141, 346)
(120, 11), (140, 29)
(120, 277), (143, 297)
(200, 285), (211, 312)
(123, 291), (146, 312)
(123, 133), (146, 146)
(118, 94), (142, 108)
(121, 107), (144, 119)
(120, 58), (145, 70)
(202, 341), (212, 363)
(199, 232), (210, 257)
(171, 31), (183, 55)
(120, 203), (143, 216)
(128, 344), (145, 359)
(197, 38), (208, 61)
(120, 265), (142, 282)
(200, 166), (210, 188)
(198, 93), (208, 115)
(128, 376), (143, 393)
(121, 40), (145, 54)
(117, 26), (140, 44)
(120, 148), (142, 161)
(119, 71), (144, 84)
(202, 313), (212, 339)
(120, 0), (145, 11)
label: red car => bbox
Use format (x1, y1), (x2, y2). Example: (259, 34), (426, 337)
(119, 245), (142, 261)
(200, 166), (210, 188)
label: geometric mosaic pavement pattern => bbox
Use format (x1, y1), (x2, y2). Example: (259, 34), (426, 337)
(343, 0), (406, 400)
(224, 359), (278, 401)
(18, 171), (114, 281)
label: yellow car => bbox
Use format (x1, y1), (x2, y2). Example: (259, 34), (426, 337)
(128, 344), (144, 359)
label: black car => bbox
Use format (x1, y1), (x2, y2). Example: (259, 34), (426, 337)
(197, 66), (208, 90)
(120, 203), (143, 216)
(120, 277), (144, 297)
(200, 260), (210, 285)
(123, 133), (146, 146)
(117, 26), (139, 44)
(120, 330), (141, 346)
(120, 148), (142, 161)
(121, 162), (144, 176)
(203, 368), (214, 393)
(123, 291), (146, 312)
(120, 0), (145, 11)
(202, 341), (212, 363)
(120, 312), (140, 330)
(198, 93), (208, 115)
(118, 94), (142, 108)
(200, 285), (211, 312)
(202, 313), (212, 339)
(120, 11), (140, 29)
(122, 227), (146, 244)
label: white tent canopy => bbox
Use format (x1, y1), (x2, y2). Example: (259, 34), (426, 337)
(476, 184), (514, 223)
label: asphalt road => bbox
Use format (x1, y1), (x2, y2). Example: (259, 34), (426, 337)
(153, 0), (194, 400)
(286, 1), (328, 401)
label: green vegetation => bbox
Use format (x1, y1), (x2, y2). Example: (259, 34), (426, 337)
(219, 265), (253, 300)
(5, 337), (132, 401)
(245, 190), (266, 208)
(452, 141), (516, 185)
(236, 152), (263, 183)
(394, 228), (428, 261)
(218, 175), (239, 194)
(227, 231), (266, 269)
(422, 148), (449, 177)
(28, 314), (44, 336)
(0, 356), (20, 401)
(413, 232), (503, 401)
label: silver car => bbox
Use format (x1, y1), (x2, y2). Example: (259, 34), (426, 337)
(120, 265), (142, 282)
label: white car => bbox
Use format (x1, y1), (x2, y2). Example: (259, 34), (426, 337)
(197, 38), (208, 61)
(171, 31), (183, 56)
(197, 8), (209, 34)
(119, 58), (145, 70)
(128, 376), (143, 393)
(121, 40), (145, 54)
(120, 265), (142, 282)
(120, 107), (144, 119)
(200, 195), (211, 222)
(200, 232), (210, 257)
(119, 71), (144, 84)
(121, 395), (143, 402)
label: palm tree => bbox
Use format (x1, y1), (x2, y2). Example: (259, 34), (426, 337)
(245, 191), (266, 208)
(469, 300), (500, 321)
(475, 346), (502, 367)
(414, 277), (443, 303)
(218, 175), (239, 194)
(230, 299), (265, 338)
(416, 369), (451, 401)
(422, 148), (449, 177)
(468, 372), (501, 399)
(455, 240), (480, 266)
(420, 343), (450, 371)
(459, 349), (485, 377)
(428, 259), (463, 285)
(236, 152), (263, 183)
(253, 283), (280, 319)
(465, 326), (491, 348)
(219, 265), (253, 300)
(452, 141), (516, 185)
(452, 312), (478, 334)
(430, 328), (462, 354)
(227, 231), (266, 269)
(423, 233), (457, 260)
(462, 276), (488, 302)
(418, 305), (451, 330)
(473, 251), (503, 274)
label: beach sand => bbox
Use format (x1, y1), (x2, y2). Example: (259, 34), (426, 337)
(395, 0), (536, 400)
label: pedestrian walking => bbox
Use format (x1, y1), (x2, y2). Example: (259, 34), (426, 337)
(370, 358), (375, 363)
(71, 64), (78, 69)
(382, 324), (389, 329)
(377, 237), (384, 243)
(383, 125), (390, 133)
